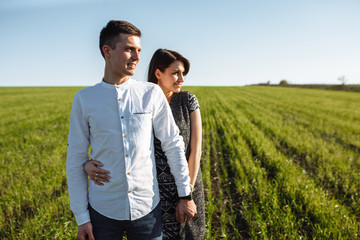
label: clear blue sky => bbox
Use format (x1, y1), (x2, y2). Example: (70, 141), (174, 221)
(0, 0), (359, 86)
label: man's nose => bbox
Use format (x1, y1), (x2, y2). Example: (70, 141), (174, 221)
(132, 51), (140, 60)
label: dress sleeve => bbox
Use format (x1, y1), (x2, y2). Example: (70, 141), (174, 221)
(187, 92), (200, 114)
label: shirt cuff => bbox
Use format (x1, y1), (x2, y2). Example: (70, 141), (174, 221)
(178, 185), (191, 197)
(75, 211), (91, 226)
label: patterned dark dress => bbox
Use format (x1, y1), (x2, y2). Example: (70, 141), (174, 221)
(155, 91), (206, 240)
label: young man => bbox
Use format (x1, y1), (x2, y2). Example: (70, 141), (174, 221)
(66, 20), (196, 240)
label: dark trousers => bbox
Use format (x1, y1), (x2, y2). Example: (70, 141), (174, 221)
(89, 203), (162, 240)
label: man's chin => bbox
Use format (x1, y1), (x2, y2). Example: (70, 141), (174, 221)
(126, 70), (136, 76)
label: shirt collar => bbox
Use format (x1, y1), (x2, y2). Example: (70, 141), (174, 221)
(100, 78), (135, 89)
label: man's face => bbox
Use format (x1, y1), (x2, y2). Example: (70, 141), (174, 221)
(107, 34), (141, 78)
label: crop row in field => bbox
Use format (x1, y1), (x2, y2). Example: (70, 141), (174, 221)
(193, 86), (360, 239)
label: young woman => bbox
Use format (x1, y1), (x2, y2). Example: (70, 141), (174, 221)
(84, 49), (206, 240)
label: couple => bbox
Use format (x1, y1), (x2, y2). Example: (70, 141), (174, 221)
(66, 20), (206, 240)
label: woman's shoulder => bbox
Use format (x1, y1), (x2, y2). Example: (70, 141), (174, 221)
(178, 91), (200, 113)
(177, 90), (197, 99)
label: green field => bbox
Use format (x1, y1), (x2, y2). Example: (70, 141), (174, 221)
(1, 86), (359, 239)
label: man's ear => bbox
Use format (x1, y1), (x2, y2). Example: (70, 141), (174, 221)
(102, 45), (111, 58)
(155, 69), (161, 80)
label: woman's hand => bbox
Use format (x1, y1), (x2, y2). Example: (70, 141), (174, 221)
(84, 160), (110, 186)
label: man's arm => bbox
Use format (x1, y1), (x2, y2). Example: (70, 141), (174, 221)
(66, 93), (91, 226)
(151, 86), (196, 221)
(152, 87), (191, 196)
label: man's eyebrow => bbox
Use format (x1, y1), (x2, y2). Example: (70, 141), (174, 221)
(126, 45), (141, 50)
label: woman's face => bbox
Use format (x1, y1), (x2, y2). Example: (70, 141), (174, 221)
(156, 60), (185, 94)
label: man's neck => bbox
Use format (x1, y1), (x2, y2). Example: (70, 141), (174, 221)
(103, 72), (130, 85)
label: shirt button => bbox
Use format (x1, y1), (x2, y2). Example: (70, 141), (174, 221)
(128, 190), (131, 193)
(124, 134), (126, 138)
(121, 116), (124, 119)
(118, 98), (121, 101)
(127, 172), (130, 175)
(126, 154), (129, 157)
(116, 86), (119, 89)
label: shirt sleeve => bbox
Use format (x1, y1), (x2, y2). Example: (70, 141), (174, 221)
(151, 86), (191, 197)
(66, 92), (91, 225)
(187, 92), (200, 114)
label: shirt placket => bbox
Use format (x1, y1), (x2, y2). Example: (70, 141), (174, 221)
(116, 85), (132, 197)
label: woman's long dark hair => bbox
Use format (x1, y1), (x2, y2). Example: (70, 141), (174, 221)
(147, 49), (190, 84)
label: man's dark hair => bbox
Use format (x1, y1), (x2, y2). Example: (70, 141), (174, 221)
(147, 49), (190, 84)
(99, 20), (142, 58)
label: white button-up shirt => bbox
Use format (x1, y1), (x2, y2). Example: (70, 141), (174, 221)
(66, 79), (191, 225)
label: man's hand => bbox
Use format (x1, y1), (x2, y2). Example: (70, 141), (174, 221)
(176, 199), (197, 223)
(77, 222), (94, 240)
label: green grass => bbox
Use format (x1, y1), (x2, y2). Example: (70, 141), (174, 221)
(1, 86), (359, 239)
(0, 87), (80, 239)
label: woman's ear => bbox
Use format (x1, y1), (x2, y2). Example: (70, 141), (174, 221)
(155, 69), (162, 80)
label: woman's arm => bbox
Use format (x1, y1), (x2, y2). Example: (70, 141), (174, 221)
(188, 108), (202, 188)
(83, 160), (111, 186)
